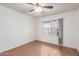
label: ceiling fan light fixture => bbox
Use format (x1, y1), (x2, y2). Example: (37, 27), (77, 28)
(35, 6), (42, 12)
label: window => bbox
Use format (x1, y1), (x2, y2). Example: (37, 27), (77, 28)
(42, 18), (63, 44)
(42, 20), (58, 36)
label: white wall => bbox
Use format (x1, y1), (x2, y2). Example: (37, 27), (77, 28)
(37, 10), (78, 49)
(0, 6), (35, 52)
(76, 8), (79, 51)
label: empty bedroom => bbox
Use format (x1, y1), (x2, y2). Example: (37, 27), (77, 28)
(0, 3), (79, 56)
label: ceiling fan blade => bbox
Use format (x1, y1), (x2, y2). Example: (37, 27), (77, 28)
(27, 3), (35, 6)
(43, 6), (53, 9)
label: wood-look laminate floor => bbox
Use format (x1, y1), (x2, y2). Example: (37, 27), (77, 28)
(0, 40), (78, 56)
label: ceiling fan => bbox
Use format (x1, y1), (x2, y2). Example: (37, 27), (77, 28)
(27, 3), (53, 12)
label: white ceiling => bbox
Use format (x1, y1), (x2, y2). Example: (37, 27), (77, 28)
(0, 3), (79, 18)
